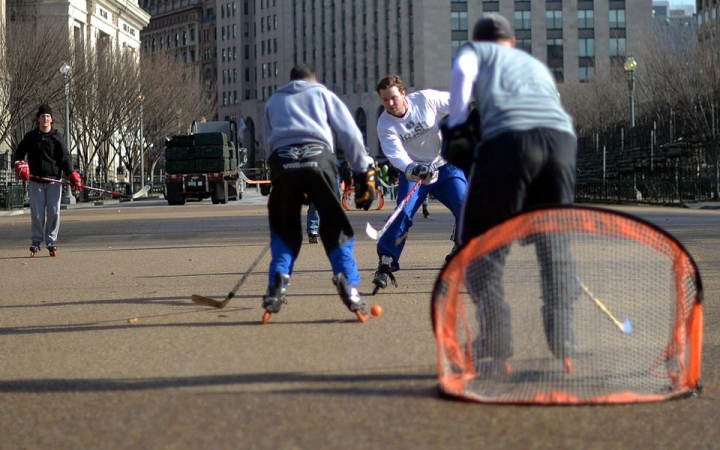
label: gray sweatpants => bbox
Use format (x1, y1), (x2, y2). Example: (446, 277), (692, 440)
(28, 180), (62, 246)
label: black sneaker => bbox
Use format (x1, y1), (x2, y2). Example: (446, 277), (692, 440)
(308, 233), (319, 244)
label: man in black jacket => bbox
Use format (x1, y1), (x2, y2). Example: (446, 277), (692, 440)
(14, 104), (82, 257)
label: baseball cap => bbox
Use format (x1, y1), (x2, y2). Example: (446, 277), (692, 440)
(472, 13), (514, 42)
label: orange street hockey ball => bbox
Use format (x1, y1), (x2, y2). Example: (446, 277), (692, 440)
(370, 304), (383, 317)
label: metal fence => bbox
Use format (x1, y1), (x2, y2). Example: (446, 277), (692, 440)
(576, 117), (716, 205)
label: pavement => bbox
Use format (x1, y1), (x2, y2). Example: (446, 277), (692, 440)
(1, 187), (720, 449)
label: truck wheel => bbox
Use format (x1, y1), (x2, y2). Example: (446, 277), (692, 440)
(168, 198), (186, 206)
(211, 196), (220, 204)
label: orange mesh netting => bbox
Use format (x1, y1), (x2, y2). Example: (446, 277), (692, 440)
(432, 206), (703, 405)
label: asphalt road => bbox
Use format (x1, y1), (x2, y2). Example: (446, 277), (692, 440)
(1, 192), (719, 450)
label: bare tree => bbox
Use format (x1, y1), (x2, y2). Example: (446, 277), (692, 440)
(70, 47), (142, 184)
(637, 21), (720, 196)
(559, 72), (629, 134)
(0, 19), (70, 151)
(117, 55), (216, 186)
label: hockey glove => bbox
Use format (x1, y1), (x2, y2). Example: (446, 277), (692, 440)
(405, 162), (438, 185)
(354, 168), (376, 211)
(439, 107), (481, 176)
(67, 171), (83, 192)
(14, 160), (30, 181)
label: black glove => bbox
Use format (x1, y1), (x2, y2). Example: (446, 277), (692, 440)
(440, 107), (481, 176)
(354, 168), (376, 211)
(405, 162), (438, 185)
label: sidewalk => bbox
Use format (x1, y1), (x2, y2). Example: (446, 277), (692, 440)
(0, 187), (270, 217)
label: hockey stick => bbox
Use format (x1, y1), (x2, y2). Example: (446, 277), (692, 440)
(579, 280), (633, 334)
(191, 241), (271, 308)
(366, 155), (442, 240)
(30, 175), (151, 199)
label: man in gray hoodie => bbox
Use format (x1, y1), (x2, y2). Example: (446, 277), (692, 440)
(261, 63), (376, 323)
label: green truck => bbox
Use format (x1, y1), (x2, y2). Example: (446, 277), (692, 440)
(163, 121), (248, 205)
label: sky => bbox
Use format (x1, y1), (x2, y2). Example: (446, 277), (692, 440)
(666, 0), (696, 11)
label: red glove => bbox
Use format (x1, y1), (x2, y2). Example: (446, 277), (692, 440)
(14, 160), (30, 181)
(67, 171), (83, 191)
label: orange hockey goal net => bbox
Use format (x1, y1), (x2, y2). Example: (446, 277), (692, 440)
(432, 206), (703, 405)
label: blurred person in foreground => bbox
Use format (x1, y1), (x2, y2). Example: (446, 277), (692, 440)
(446, 14), (580, 373)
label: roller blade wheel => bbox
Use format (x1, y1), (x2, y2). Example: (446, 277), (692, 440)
(355, 310), (370, 323)
(261, 310), (272, 325)
(29, 244), (40, 258)
(308, 234), (319, 244)
(563, 357), (573, 375)
(47, 245), (58, 257)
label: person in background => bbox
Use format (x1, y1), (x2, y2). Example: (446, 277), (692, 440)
(307, 202), (319, 244)
(14, 104), (82, 257)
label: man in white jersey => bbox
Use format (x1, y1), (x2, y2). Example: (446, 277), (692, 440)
(446, 14), (579, 373)
(372, 75), (467, 295)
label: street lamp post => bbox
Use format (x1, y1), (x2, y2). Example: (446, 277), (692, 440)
(138, 94), (145, 197)
(59, 62), (74, 204)
(624, 55), (637, 128)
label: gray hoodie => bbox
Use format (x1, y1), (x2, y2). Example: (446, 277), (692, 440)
(264, 80), (368, 173)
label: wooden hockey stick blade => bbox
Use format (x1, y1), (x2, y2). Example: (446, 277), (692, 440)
(131, 185), (152, 199)
(191, 294), (230, 308)
(190, 242), (271, 309)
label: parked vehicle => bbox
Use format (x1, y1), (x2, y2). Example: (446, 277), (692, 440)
(163, 121), (248, 206)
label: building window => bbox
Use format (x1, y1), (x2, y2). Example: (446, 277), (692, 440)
(516, 38), (531, 53)
(515, 11), (531, 31)
(451, 11), (468, 31)
(547, 38), (563, 60)
(609, 37), (626, 57)
(452, 40), (464, 58)
(579, 38), (595, 58)
(578, 9), (594, 29)
(579, 66), (595, 83)
(609, 9), (626, 29)
(550, 66), (564, 83)
(546, 10), (562, 30)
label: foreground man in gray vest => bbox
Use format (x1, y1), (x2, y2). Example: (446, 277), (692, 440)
(446, 14), (580, 374)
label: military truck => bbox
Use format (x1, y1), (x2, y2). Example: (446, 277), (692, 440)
(163, 121), (248, 206)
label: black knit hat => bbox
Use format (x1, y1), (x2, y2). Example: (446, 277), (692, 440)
(36, 104), (53, 118)
(472, 13), (514, 42)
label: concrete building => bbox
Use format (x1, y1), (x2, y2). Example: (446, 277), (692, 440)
(7, 0), (149, 61)
(142, 0), (653, 160)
